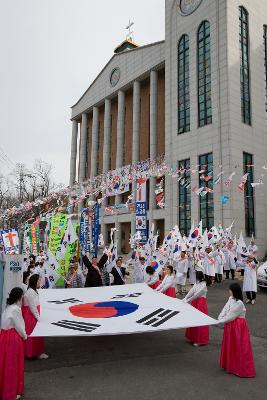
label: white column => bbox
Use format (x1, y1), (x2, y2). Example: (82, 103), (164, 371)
(116, 90), (125, 171)
(69, 120), (78, 186)
(90, 106), (99, 178)
(149, 70), (158, 228)
(101, 99), (112, 244)
(78, 113), (88, 183)
(131, 81), (141, 235)
(115, 90), (125, 253)
(103, 99), (111, 173)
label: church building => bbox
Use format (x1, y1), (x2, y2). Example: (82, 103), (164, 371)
(69, 0), (267, 256)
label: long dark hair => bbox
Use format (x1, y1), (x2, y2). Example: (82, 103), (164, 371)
(146, 266), (155, 275)
(229, 283), (243, 301)
(196, 271), (205, 282)
(6, 287), (23, 305)
(23, 271), (30, 284)
(28, 274), (40, 292)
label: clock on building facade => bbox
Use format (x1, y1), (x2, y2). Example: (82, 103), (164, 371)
(110, 67), (121, 87)
(179, 0), (203, 15)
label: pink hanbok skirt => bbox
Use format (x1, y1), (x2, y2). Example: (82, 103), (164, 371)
(185, 297), (209, 345)
(163, 287), (176, 298)
(220, 317), (256, 377)
(0, 328), (24, 400)
(149, 281), (161, 290)
(22, 304), (44, 358)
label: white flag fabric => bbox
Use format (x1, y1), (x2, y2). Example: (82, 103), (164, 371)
(31, 283), (218, 337)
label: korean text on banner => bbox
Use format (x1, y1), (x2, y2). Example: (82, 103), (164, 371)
(48, 213), (68, 256)
(135, 178), (148, 243)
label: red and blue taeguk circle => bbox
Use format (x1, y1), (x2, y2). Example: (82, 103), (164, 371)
(69, 301), (139, 319)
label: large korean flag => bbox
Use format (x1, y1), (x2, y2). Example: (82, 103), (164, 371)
(31, 284), (218, 337)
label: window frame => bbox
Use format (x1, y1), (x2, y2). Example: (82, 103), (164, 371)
(178, 158), (191, 236)
(197, 21), (212, 128)
(243, 152), (255, 236)
(178, 34), (190, 134)
(198, 152), (214, 230)
(239, 6), (252, 125)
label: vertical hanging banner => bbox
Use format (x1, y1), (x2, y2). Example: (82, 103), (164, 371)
(0, 229), (20, 254)
(135, 178), (148, 243)
(31, 221), (40, 255)
(92, 204), (100, 257)
(80, 208), (90, 254)
(0, 233), (5, 254)
(48, 213), (68, 256)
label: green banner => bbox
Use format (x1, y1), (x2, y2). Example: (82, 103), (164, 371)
(48, 213), (68, 256)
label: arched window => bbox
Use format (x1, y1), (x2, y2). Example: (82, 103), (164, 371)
(239, 6), (251, 125)
(197, 21), (212, 127)
(264, 25), (267, 127)
(178, 34), (190, 134)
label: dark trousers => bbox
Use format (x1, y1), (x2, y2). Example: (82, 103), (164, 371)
(225, 269), (235, 279)
(246, 291), (256, 300)
(241, 269), (244, 276)
(215, 273), (222, 283)
(205, 275), (212, 286)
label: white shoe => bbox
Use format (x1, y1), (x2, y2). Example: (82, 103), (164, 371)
(16, 396), (21, 400)
(193, 343), (199, 347)
(245, 299), (251, 304)
(251, 300), (255, 305)
(38, 353), (49, 360)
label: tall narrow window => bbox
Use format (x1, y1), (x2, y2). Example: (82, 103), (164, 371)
(178, 34), (190, 134)
(264, 25), (267, 127)
(199, 153), (214, 230)
(239, 7), (251, 125)
(178, 159), (191, 235)
(243, 152), (255, 236)
(197, 21), (212, 127)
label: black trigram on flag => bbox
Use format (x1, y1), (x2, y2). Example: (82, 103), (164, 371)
(48, 298), (82, 305)
(51, 320), (100, 333)
(112, 292), (142, 299)
(136, 308), (180, 327)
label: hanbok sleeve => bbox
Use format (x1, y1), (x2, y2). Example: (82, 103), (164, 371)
(184, 284), (206, 303)
(157, 276), (173, 292)
(13, 307), (27, 340)
(218, 300), (244, 324)
(27, 290), (40, 321)
(155, 278), (165, 292)
(183, 286), (195, 303)
(218, 298), (230, 321)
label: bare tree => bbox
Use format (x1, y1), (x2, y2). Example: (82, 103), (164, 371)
(33, 159), (54, 198)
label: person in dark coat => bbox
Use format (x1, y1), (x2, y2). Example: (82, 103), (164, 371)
(110, 259), (129, 285)
(82, 253), (108, 287)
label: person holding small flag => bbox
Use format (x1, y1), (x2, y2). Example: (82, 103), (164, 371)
(145, 265), (160, 289)
(175, 251), (189, 294)
(243, 255), (258, 305)
(155, 265), (176, 297)
(82, 252), (108, 287)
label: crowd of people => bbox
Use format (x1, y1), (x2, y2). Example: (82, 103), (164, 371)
(0, 235), (259, 399)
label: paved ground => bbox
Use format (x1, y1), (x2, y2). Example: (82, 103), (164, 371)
(24, 278), (267, 400)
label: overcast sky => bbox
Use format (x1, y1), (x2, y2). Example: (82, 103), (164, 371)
(0, 0), (165, 185)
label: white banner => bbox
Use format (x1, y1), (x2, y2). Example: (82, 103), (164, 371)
(31, 284), (217, 337)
